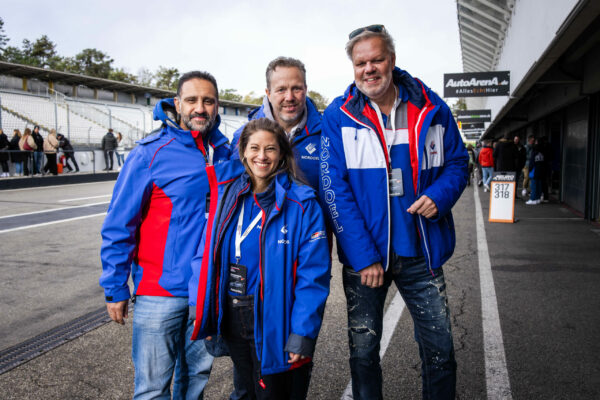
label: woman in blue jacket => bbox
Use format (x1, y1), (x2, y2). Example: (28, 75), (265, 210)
(189, 118), (331, 399)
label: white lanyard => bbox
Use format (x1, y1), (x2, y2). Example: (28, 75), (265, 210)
(206, 144), (214, 166)
(234, 200), (263, 262)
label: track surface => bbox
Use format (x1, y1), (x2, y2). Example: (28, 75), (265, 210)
(0, 181), (599, 399)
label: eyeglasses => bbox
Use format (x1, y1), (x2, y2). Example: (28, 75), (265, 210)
(348, 24), (386, 39)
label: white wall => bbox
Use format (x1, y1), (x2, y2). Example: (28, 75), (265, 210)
(484, 0), (580, 121)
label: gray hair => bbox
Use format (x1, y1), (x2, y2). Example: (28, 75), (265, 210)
(265, 57), (307, 90)
(345, 30), (396, 60)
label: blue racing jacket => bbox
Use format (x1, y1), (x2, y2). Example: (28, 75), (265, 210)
(231, 97), (322, 191)
(320, 67), (468, 273)
(99, 98), (231, 302)
(189, 168), (331, 376)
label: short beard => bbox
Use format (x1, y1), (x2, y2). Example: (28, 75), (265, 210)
(181, 112), (215, 135)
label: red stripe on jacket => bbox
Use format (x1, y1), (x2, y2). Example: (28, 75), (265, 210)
(135, 183), (174, 296)
(191, 165), (219, 340)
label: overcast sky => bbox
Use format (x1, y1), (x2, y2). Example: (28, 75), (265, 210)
(1, 0), (463, 104)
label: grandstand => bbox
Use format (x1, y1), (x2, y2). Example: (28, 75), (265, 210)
(0, 61), (257, 146)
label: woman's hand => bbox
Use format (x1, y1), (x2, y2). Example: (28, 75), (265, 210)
(288, 352), (306, 364)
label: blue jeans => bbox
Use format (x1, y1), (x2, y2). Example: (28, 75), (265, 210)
(343, 255), (456, 400)
(116, 151), (125, 167)
(482, 167), (493, 186)
(530, 178), (541, 201)
(33, 151), (43, 174)
(14, 162), (23, 175)
(132, 296), (214, 400)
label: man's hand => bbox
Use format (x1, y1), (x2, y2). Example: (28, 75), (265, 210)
(360, 262), (384, 288)
(407, 195), (438, 219)
(106, 300), (129, 325)
(288, 352), (307, 364)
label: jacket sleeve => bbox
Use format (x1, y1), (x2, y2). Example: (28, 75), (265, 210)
(421, 103), (469, 220)
(99, 146), (153, 302)
(319, 106), (382, 272)
(284, 198), (331, 358)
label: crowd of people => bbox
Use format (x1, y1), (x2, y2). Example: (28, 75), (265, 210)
(467, 132), (552, 205)
(0, 126), (127, 177)
(100, 25), (468, 400)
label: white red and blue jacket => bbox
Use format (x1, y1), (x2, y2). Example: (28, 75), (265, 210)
(231, 97), (322, 191)
(320, 67), (468, 273)
(189, 169), (331, 376)
(99, 98), (231, 302)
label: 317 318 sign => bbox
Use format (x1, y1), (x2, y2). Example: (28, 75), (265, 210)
(488, 172), (516, 223)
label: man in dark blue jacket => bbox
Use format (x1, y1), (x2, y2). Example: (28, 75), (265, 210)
(100, 71), (230, 399)
(320, 25), (468, 399)
(232, 57), (321, 191)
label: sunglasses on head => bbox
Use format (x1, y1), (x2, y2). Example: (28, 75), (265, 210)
(348, 24), (386, 39)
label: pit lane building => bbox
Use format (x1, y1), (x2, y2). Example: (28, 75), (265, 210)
(458, 0), (600, 221)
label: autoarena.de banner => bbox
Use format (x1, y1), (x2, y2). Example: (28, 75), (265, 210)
(444, 71), (510, 97)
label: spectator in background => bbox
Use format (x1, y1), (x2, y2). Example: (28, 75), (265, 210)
(478, 140), (494, 192)
(466, 144), (475, 186)
(522, 135), (535, 197)
(43, 129), (59, 175)
(31, 125), (44, 176)
(115, 132), (125, 169)
(102, 128), (118, 171)
(20, 128), (36, 176)
(0, 129), (9, 177)
(526, 138), (545, 205)
(57, 133), (79, 173)
(474, 141), (483, 186)
(9, 129), (23, 176)
(493, 132), (519, 173)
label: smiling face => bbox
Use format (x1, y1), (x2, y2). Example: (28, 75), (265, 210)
(243, 129), (282, 192)
(174, 78), (218, 134)
(266, 66), (307, 132)
(352, 36), (396, 104)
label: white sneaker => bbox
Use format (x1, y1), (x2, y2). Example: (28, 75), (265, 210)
(521, 188), (527, 197)
(484, 184), (490, 192)
(526, 199), (540, 205)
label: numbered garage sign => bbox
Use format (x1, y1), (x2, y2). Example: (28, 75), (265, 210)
(489, 172), (516, 223)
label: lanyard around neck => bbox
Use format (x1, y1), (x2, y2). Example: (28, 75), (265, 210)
(234, 199), (263, 262)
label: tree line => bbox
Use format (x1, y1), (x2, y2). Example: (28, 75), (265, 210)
(0, 17), (329, 108)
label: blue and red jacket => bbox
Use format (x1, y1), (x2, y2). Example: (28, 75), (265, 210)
(189, 169), (331, 376)
(99, 98), (231, 302)
(231, 97), (322, 191)
(320, 67), (468, 273)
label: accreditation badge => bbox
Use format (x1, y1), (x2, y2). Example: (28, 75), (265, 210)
(389, 168), (404, 197)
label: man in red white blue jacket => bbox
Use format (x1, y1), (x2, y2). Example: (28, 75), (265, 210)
(320, 25), (468, 400)
(100, 71), (230, 399)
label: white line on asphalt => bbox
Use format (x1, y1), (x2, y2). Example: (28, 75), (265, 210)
(0, 201), (110, 220)
(0, 212), (107, 234)
(0, 181), (112, 192)
(341, 291), (406, 399)
(474, 187), (513, 399)
(58, 194), (112, 202)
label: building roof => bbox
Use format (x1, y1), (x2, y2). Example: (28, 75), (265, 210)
(0, 61), (257, 109)
(457, 0), (515, 72)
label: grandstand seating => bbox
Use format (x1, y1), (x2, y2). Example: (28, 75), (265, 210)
(0, 89), (246, 145)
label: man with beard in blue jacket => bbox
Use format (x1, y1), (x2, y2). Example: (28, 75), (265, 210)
(100, 71), (230, 399)
(320, 25), (468, 399)
(231, 57), (321, 192)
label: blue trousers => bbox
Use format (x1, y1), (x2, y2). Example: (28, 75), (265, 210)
(132, 296), (214, 400)
(343, 255), (456, 400)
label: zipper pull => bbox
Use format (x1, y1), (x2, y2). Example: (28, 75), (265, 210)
(259, 378), (266, 390)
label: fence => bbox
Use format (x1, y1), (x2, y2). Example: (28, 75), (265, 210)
(0, 148), (131, 177)
(0, 89), (160, 146)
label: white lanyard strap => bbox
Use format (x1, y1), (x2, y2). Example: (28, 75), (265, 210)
(235, 200), (263, 261)
(207, 144), (214, 166)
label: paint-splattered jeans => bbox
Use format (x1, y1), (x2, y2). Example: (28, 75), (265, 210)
(342, 255), (456, 400)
